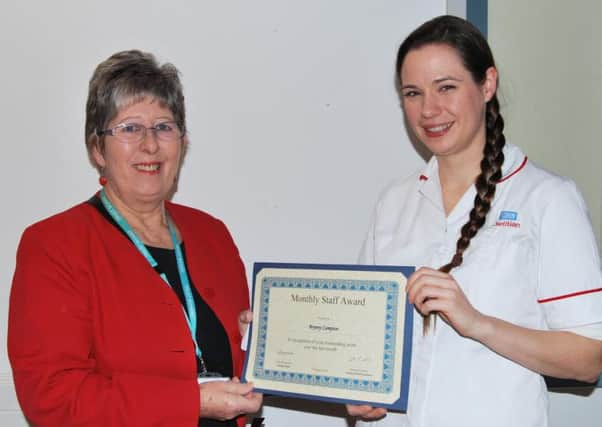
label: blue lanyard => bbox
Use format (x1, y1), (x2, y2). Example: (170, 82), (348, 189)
(99, 190), (203, 363)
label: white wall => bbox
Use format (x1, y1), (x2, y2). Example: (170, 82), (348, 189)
(0, 1), (447, 425)
(489, 1), (602, 426)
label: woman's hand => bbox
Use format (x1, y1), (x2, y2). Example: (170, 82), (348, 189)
(199, 377), (262, 421)
(238, 309), (253, 337)
(346, 404), (387, 420)
(406, 267), (484, 338)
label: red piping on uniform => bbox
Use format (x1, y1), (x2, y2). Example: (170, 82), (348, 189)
(538, 287), (602, 304)
(419, 157), (527, 183)
(498, 156), (528, 183)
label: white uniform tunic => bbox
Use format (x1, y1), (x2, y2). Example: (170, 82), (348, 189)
(357, 144), (602, 427)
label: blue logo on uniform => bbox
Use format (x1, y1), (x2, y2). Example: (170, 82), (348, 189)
(499, 210), (518, 221)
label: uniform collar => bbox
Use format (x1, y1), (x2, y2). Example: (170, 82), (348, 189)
(498, 143), (528, 183)
(417, 156), (444, 212)
(417, 143), (528, 218)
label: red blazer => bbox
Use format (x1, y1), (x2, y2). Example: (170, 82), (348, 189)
(8, 200), (250, 427)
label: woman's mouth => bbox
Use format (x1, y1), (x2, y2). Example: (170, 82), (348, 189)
(134, 162), (161, 174)
(423, 122), (453, 137)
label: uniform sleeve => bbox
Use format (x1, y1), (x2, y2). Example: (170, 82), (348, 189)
(358, 210), (377, 265)
(537, 179), (602, 329)
(8, 226), (200, 427)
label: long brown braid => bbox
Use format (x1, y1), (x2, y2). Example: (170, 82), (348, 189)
(395, 16), (506, 333)
(427, 95), (506, 332)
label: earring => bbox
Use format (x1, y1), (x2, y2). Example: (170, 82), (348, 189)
(99, 175), (107, 186)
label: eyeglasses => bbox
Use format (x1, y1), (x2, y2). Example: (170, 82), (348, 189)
(96, 121), (183, 144)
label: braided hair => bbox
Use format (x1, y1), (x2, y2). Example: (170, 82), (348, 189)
(396, 16), (506, 333)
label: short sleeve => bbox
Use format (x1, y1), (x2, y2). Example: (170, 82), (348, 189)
(537, 179), (602, 329)
(358, 211), (377, 265)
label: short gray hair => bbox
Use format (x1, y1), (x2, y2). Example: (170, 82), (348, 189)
(85, 50), (186, 170)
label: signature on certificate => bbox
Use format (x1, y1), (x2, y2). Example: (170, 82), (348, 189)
(348, 355), (373, 363)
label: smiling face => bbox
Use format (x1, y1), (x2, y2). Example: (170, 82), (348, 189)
(92, 97), (186, 209)
(400, 43), (496, 162)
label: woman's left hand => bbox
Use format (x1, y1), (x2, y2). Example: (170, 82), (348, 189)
(406, 267), (484, 338)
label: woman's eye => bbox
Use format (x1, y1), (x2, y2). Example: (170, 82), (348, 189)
(155, 123), (174, 132)
(121, 124), (141, 133)
(440, 85), (456, 92)
(403, 91), (420, 98)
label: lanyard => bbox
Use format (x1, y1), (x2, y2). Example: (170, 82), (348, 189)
(99, 190), (204, 365)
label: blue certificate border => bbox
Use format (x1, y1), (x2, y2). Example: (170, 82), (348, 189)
(255, 277), (399, 393)
(242, 262), (414, 411)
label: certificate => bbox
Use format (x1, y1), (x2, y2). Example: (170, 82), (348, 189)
(242, 263), (414, 411)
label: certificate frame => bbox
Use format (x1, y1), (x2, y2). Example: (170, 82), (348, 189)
(242, 262), (414, 411)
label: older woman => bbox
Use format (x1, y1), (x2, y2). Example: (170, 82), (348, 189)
(8, 50), (261, 427)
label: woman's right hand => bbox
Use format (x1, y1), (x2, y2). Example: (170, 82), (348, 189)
(238, 309), (253, 337)
(199, 377), (262, 421)
(346, 404), (387, 420)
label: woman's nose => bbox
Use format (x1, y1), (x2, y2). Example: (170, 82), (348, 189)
(139, 128), (160, 153)
(421, 93), (441, 118)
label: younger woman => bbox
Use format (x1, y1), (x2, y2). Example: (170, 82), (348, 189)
(349, 15), (602, 427)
